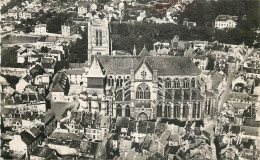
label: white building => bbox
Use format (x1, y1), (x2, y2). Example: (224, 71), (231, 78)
(215, 15), (238, 29)
(61, 24), (77, 37)
(90, 3), (97, 11)
(34, 74), (51, 86)
(16, 75), (32, 93)
(19, 11), (32, 19)
(78, 1), (88, 17)
(66, 69), (86, 85)
(34, 24), (47, 35)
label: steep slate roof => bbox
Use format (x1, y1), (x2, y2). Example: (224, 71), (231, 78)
(30, 146), (56, 159)
(29, 127), (41, 138)
(40, 109), (55, 123)
(139, 46), (149, 56)
(52, 83), (64, 92)
(211, 70), (225, 89)
(135, 57), (153, 74)
(20, 130), (36, 145)
(87, 56), (104, 77)
(65, 69), (86, 75)
(229, 102), (251, 110)
(49, 50), (61, 55)
(96, 55), (201, 76)
(215, 15), (238, 21)
(23, 74), (32, 83)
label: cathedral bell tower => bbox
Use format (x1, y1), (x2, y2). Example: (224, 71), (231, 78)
(88, 14), (110, 66)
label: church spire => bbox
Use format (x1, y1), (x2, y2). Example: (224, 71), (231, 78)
(133, 44), (136, 56)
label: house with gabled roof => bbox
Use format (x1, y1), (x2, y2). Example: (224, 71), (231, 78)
(9, 127), (43, 158)
(15, 74), (32, 93)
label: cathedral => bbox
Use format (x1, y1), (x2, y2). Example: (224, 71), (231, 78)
(78, 15), (216, 121)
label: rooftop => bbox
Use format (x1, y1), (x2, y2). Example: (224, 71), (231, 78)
(30, 146), (56, 158)
(215, 15), (238, 21)
(96, 55), (201, 76)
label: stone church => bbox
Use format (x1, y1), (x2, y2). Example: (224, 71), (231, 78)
(79, 15), (216, 121)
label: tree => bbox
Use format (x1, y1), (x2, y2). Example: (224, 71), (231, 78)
(41, 46), (49, 53)
(46, 12), (71, 33)
(54, 61), (69, 73)
(25, 25), (32, 33)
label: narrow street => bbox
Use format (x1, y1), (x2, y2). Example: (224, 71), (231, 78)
(217, 48), (253, 112)
(204, 121), (217, 160)
(217, 72), (235, 112)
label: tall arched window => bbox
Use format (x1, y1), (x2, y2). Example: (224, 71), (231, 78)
(183, 78), (190, 88)
(165, 78), (171, 89)
(108, 76), (114, 86)
(174, 103), (180, 118)
(116, 76), (123, 87)
(191, 78), (196, 87)
(125, 105), (130, 117)
(197, 102), (201, 118)
(157, 104), (162, 117)
(136, 83), (150, 99)
(98, 101), (101, 111)
(183, 103), (189, 119)
(207, 99), (211, 115)
(192, 103), (197, 118)
(164, 103), (171, 117)
(158, 77), (163, 88)
(174, 78), (180, 88)
(116, 104), (122, 117)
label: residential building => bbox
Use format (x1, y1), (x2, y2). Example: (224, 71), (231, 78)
(61, 24), (77, 37)
(16, 74), (32, 93)
(215, 15), (238, 29)
(65, 69), (86, 85)
(9, 127), (43, 158)
(36, 109), (57, 137)
(30, 146), (58, 160)
(78, 1), (89, 17)
(34, 24), (47, 35)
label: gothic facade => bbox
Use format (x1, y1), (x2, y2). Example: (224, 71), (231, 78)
(80, 15), (215, 121)
(80, 48), (216, 121)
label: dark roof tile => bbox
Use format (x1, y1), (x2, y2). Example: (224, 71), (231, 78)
(96, 55), (201, 76)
